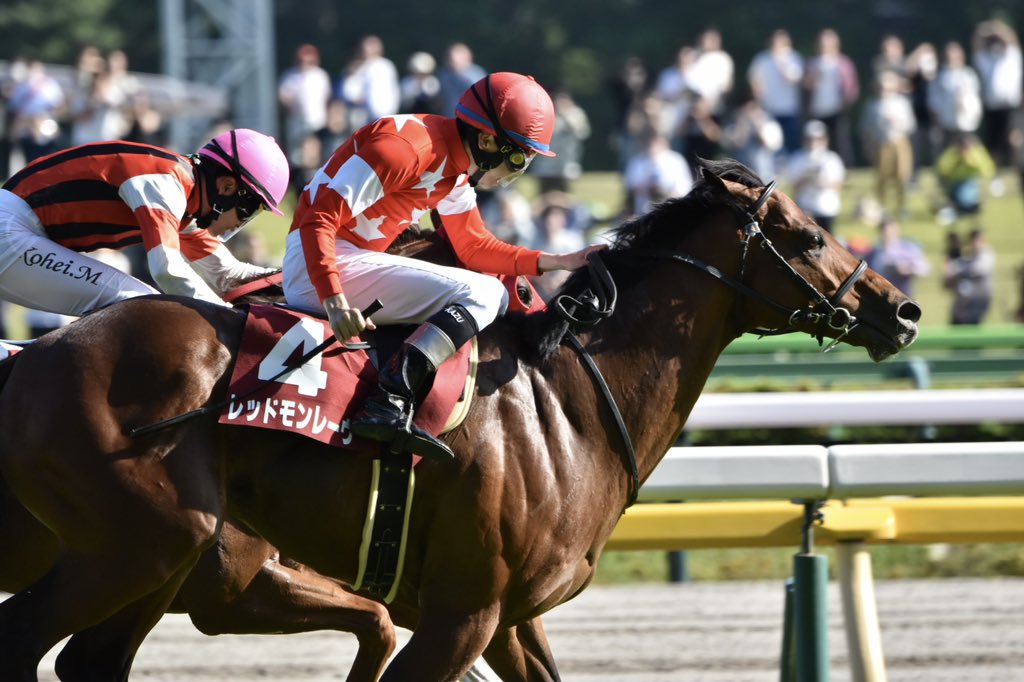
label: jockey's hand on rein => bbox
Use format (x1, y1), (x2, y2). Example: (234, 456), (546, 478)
(323, 293), (376, 342)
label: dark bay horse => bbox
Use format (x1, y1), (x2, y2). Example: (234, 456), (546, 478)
(0, 161), (920, 681)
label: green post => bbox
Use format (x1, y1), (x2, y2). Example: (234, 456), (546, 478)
(793, 552), (830, 681)
(779, 500), (829, 681)
(779, 577), (797, 682)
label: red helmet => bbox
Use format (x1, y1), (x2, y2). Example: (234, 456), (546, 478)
(455, 72), (556, 157)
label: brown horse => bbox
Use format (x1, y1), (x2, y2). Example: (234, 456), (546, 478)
(0, 160), (920, 681)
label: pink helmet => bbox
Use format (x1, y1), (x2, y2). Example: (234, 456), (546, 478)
(455, 73), (556, 157)
(199, 129), (288, 215)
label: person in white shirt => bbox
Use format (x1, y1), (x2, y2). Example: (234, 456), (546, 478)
(623, 132), (693, 217)
(972, 19), (1022, 166)
(278, 44), (333, 168)
(690, 28), (734, 117)
(785, 120), (846, 233)
(928, 41), (982, 144)
(336, 35), (400, 127)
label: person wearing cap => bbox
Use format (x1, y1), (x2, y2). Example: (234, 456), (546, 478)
(785, 119), (846, 233)
(0, 129), (289, 318)
(283, 72), (605, 461)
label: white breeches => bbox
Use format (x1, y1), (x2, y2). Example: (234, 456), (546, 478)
(282, 230), (509, 330)
(0, 190), (157, 317)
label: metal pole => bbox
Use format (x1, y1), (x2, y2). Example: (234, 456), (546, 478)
(793, 500), (829, 681)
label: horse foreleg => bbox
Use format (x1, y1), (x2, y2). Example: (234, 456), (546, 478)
(178, 523), (396, 682)
(381, 606), (499, 682)
(481, 617), (560, 682)
(52, 556), (198, 682)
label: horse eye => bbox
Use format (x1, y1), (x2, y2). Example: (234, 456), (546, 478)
(809, 231), (826, 249)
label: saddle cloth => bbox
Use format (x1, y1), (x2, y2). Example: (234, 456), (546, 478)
(218, 304), (473, 449)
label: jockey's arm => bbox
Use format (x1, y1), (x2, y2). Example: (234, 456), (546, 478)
(121, 173), (232, 306)
(188, 242), (277, 295)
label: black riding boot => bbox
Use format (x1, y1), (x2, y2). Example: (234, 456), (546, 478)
(351, 305), (478, 462)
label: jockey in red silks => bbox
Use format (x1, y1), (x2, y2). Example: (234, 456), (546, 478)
(283, 72), (604, 461)
(0, 129), (288, 316)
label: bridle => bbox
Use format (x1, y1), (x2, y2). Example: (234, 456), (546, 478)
(556, 179), (870, 510)
(635, 180), (868, 351)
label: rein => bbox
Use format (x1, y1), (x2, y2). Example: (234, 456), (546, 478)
(554, 179), (870, 510)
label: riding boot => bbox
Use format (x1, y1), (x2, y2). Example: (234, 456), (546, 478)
(351, 305), (478, 462)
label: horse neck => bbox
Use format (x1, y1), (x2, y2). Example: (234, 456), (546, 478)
(567, 268), (740, 491)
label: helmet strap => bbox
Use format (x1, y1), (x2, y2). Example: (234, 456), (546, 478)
(456, 119), (506, 187)
(192, 156), (240, 228)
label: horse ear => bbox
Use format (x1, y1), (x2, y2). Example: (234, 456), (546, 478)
(699, 163), (729, 195)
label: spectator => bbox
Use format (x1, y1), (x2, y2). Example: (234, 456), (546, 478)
(315, 98), (355, 165)
(785, 120), (846, 233)
(861, 71), (916, 218)
(479, 188), (535, 246)
(528, 88), (591, 194)
(972, 19), (1022, 167)
(905, 42), (942, 176)
(69, 65), (131, 146)
(676, 95), (722, 173)
(6, 59), (65, 163)
(336, 35), (400, 127)
(747, 29), (804, 157)
(437, 42), (486, 117)
(126, 93), (166, 147)
(529, 198), (586, 301)
(872, 34), (909, 88)
(944, 228), (995, 324)
(608, 56), (652, 170)
(655, 46), (698, 146)
(623, 131), (693, 217)
(928, 41), (982, 146)
(278, 44), (333, 171)
(935, 132), (996, 224)
(867, 216), (930, 297)
(803, 28), (859, 165)
(399, 51), (443, 115)
(723, 99), (784, 181)
(690, 27), (734, 118)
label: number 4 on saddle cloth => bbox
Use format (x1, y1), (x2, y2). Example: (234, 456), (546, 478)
(219, 304), (477, 454)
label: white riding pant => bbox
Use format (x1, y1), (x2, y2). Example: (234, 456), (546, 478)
(282, 230), (509, 330)
(0, 190), (157, 316)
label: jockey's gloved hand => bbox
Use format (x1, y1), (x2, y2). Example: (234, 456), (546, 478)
(323, 293), (375, 342)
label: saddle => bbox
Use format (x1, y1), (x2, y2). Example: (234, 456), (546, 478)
(218, 303), (477, 450)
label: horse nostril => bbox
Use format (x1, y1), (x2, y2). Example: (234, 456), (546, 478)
(897, 300), (922, 324)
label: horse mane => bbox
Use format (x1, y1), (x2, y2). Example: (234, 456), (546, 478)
(507, 158), (763, 362)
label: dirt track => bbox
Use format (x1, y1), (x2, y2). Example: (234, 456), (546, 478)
(31, 577), (1024, 681)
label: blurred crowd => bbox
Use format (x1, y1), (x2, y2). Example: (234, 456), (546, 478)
(3, 19), (1024, 329)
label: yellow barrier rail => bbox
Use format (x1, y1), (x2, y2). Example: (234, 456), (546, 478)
(607, 497), (1024, 551)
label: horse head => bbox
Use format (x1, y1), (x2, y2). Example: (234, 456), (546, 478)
(697, 162), (919, 360)
(585, 159), (919, 362)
